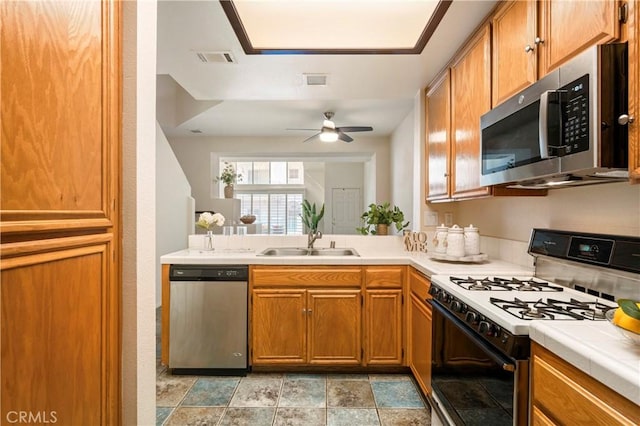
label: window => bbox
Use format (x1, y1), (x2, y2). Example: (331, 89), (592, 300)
(226, 161), (305, 185)
(237, 192), (303, 234)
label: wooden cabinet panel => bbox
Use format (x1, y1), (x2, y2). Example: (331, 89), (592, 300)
(252, 266), (362, 287)
(364, 265), (404, 288)
(1, 0), (119, 234)
(409, 293), (432, 396)
(409, 268), (431, 301)
(450, 24), (492, 200)
(1, 240), (118, 425)
(364, 290), (403, 365)
(629, 0), (640, 182)
(251, 289), (307, 364)
(492, 0), (538, 106)
(531, 343), (640, 425)
(531, 405), (557, 426)
(426, 69), (451, 202)
(0, 1), (121, 424)
(308, 290), (361, 365)
(539, 0), (619, 75)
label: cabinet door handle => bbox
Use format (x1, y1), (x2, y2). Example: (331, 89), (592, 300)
(534, 36), (544, 45)
(307, 309), (312, 314)
(525, 45), (534, 53)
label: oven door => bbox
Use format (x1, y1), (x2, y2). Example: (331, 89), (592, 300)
(429, 300), (529, 426)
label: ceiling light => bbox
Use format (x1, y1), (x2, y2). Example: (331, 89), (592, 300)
(319, 129), (339, 143)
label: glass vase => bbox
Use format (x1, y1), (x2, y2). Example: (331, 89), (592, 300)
(205, 230), (214, 251)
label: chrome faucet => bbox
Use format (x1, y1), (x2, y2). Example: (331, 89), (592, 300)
(307, 230), (322, 249)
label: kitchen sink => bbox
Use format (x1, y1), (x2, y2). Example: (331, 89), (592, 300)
(258, 247), (359, 256)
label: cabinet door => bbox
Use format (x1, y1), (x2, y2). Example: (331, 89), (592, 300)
(251, 289), (307, 364)
(307, 290), (361, 365)
(426, 69), (451, 202)
(365, 290), (403, 365)
(450, 24), (492, 200)
(539, 0), (619, 75)
(629, 0), (640, 183)
(1, 1), (121, 424)
(492, 0), (538, 106)
(409, 293), (432, 396)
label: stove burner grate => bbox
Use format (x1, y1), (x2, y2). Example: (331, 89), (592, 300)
(489, 297), (611, 321)
(450, 276), (564, 292)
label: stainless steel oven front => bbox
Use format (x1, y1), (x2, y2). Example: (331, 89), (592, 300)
(428, 297), (530, 426)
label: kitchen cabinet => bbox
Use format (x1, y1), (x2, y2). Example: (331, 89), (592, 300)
(629, 0), (640, 183)
(531, 342), (640, 425)
(0, 1), (121, 424)
(492, 0), (621, 107)
(363, 266), (405, 365)
(250, 266), (362, 366)
(426, 24), (492, 201)
(408, 268), (432, 395)
(425, 69), (451, 202)
(449, 24), (493, 200)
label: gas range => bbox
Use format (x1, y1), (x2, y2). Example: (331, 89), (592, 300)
(429, 229), (640, 356)
(430, 274), (617, 356)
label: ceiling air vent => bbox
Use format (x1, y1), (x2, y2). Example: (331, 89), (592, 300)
(303, 73), (329, 87)
(190, 129), (203, 134)
(195, 51), (236, 64)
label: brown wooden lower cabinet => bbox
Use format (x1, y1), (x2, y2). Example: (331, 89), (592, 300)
(531, 342), (640, 425)
(408, 268), (432, 395)
(251, 287), (361, 366)
(364, 289), (403, 365)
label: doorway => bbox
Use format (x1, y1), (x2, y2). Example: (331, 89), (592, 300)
(331, 188), (361, 234)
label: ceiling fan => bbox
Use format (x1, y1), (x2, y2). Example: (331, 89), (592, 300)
(289, 112), (373, 143)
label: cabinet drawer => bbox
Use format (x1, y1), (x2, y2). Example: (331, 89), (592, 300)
(364, 266), (405, 288)
(409, 268), (431, 301)
(251, 266), (362, 287)
(531, 343), (640, 425)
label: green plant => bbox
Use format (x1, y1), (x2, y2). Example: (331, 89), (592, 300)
(301, 200), (324, 233)
(215, 162), (242, 186)
(356, 202), (410, 235)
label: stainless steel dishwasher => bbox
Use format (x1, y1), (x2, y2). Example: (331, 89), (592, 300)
(169, 265), (248, 374)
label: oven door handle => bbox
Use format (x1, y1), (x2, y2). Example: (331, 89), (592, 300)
(429, 299), (516, 372)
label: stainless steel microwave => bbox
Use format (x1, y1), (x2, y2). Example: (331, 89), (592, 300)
(480, 43), (629, 189)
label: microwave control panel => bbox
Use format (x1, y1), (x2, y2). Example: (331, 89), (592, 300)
(561, 74), (590, 156)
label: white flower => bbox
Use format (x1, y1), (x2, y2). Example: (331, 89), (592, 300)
(196, 211), (225, 230)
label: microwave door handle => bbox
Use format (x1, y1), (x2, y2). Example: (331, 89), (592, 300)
(539, 91), (551, 159)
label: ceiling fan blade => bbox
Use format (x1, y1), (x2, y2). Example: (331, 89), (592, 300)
(303, 132), (321, 143)
(338, 131), (353, 143)
(287, 128), (320, 131)
(336, 126), (373, 132)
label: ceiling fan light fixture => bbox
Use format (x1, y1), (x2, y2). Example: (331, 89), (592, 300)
(319, 129), (339, 142)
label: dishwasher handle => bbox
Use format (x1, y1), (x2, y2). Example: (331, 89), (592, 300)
(169, 265), (248, 281)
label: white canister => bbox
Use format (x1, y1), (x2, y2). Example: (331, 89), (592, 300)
(445, 225), (465, 257)
(464, 224), (480, 256)
(433, 224), (448, 254)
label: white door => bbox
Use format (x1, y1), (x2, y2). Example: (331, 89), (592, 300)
(331, 188), (361, 234)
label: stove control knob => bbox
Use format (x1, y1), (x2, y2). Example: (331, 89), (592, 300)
(501, 333), (509, 344)
(451, 300), (463, 312)
(479, 321), (494, 336)
(465, 311), (477, 324)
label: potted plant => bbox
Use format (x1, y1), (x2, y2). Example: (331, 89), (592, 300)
(301, 199), (324, 233)
(357, 202), (409, 235)
(215, 162), (242, 198)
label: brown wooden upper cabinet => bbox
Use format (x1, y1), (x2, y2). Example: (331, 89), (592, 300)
(492, 0), (621, 107)
(426, 24), (492, 202)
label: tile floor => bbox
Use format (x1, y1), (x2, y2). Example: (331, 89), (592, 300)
(156, 309), (432, 425)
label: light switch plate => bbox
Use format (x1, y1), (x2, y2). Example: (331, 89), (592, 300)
(424, 211), (438, 226)
(444, 212), (454, 226)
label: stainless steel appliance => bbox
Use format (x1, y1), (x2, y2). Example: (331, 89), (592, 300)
(480, 43), (629, 189)
(169, 265), (249, 374)
(428, 229), (640, 425)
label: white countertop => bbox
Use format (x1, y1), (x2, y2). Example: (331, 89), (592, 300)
(530, 321), (640, 406)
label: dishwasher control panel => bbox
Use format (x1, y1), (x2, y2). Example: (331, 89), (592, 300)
(169, 265), (249, 281)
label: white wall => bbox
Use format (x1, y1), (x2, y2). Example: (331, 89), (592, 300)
(167, 135), (391, 211)
(122, 1), (156, 424)
(390, 108), (415, 230)
(156, 123), (192, 307)
(455, 182), (640, 241)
